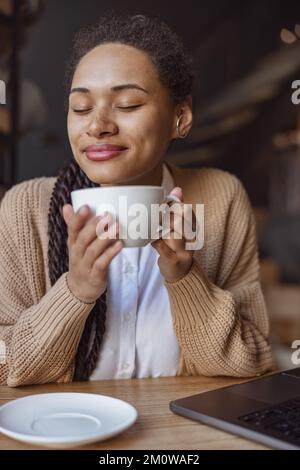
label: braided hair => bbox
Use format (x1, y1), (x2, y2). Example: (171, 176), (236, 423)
(48, 159), (106, 381)
(48, 13), (194, 381)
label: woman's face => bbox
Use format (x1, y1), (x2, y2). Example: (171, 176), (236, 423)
(67, 42), (180, 185)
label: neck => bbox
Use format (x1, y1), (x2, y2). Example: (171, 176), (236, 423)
(102, 162), (164, 187)
(128, 162), (163, 186)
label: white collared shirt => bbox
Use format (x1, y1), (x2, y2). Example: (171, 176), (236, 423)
(90, 163), (180, 380)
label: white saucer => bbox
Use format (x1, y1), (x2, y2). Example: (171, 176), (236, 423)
(0, 393), (138, 448)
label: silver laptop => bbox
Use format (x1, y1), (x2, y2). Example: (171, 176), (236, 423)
(170, 367), (300, 450)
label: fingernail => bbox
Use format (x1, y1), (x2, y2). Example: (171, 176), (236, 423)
(79, 205), (89, 215)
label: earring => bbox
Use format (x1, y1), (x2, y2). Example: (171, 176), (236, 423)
(176, 114), (189, 139)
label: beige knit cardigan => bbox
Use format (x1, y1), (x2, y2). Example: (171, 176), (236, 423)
(0, 163), (273, 386)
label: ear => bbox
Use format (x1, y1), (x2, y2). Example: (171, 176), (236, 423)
(171, 95), (193, 140)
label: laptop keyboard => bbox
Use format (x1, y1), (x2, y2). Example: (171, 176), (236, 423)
(238, 397), (300, 445)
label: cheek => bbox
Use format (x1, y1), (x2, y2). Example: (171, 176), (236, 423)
(67, 114), (82, 146)
(67, 114), (74, 143)
(124, 108), (172, 146)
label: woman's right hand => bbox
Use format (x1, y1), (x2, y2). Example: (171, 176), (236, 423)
(62, 204), (123, 303)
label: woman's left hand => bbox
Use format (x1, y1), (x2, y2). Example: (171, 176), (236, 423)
(151, 187), (196, 283)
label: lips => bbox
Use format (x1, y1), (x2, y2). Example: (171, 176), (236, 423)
(84, 144), (128, 161)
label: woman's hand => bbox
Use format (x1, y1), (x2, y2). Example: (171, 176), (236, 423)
(151, 187), (196, 283)
(62, 204), (123, 303)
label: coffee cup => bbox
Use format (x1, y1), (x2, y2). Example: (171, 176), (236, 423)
(71, 185), (180, 248)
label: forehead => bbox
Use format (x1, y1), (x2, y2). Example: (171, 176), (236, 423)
(72, 42), (160, 90)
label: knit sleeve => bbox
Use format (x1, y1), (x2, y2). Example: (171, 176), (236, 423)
(0, 183), (95, 387)
(164, 176), (274, 378)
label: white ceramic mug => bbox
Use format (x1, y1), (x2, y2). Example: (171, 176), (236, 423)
(71, 185), (180, 248)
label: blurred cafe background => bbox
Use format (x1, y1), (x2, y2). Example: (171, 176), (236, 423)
(1, 0), (300, 370)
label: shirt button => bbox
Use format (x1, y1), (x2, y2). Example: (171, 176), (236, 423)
(124, 313), (132, 322)
(124, 262), (134, 274)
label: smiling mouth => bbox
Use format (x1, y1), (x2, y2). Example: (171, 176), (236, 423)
(84, 147), (128, 162)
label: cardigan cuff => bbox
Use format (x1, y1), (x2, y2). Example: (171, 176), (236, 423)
(25, 272), (96, 353)
(164, 259), (234, 327)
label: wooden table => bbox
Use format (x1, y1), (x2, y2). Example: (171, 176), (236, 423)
(0, 376), (269, 450)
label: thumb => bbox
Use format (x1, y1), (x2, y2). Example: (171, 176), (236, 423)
(62, 204), (74, 225)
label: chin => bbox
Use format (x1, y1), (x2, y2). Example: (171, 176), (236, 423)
(76, 152), (147, 186)
(82, 166), (127, 186)
(78, 155), (127, 183)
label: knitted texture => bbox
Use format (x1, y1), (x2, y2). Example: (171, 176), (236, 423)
(0, 163), (273, 386)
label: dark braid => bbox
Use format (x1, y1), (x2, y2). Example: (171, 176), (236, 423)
(48, 159), (106, 381)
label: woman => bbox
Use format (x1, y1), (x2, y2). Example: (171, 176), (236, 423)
(0, 14), (273, 386)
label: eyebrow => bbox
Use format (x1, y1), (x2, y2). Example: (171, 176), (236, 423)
(69, 83), (149, 95)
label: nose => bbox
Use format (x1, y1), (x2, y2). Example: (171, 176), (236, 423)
(87, 110), (118, 138)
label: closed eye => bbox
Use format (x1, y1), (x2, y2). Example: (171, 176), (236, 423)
(116, 104), (143, 110)
(72, 108), (92, 114)
(72, 105), (143, 113)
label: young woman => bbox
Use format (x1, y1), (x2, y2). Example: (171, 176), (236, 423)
(0, 14), (273, 386)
